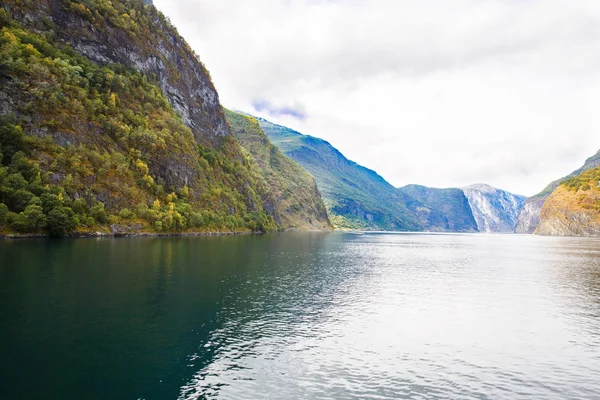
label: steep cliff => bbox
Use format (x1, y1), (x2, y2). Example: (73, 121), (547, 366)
(462, 184), (525, 232)
(516, 150), (600, 233)
(0, 0), (288, 235)
(514, 196), (545, 234)
(535, 166), (600, 236)
(258, 117), (422, 231)
(225, 110), (331, 231)
(397, 185), (478, 232)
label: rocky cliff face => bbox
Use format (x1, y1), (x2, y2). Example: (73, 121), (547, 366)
(516, 150), (600, 233)
(514, 196), (545, 234)
(7, 0), (228, 145)
(2, 0), (232, 196)
(462, 184), (525, 232)
(535, 185), (600, 236)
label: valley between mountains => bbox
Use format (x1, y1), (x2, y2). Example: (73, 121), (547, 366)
(0, 0), (597, 237)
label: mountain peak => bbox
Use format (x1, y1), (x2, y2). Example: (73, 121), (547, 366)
(462, 183), (498, 193)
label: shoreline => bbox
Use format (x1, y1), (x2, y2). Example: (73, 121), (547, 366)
(0, 226), (334, 240)
(0, 230), (256, 240)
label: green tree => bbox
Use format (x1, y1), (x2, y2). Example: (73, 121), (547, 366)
(41, 193), (62, 214)
(89, 202), (107, 224)
(46, 206), (77, 236)
(0, 203), (9, 228)
(22, 204), (46, 231)
(72, 198), (87, 214)
(0, 120), (28, 166)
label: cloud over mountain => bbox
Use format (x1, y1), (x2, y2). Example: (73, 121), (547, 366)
(154, 0), (600, 195)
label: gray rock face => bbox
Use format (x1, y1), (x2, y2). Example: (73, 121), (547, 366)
(110, 223), (143, 236)
(514, 196), (545, 233)
(10, 0), (229, 146)
(461, 184), (525, 232)
(5, 0), (233, 197)
(535, 213), (600, 236)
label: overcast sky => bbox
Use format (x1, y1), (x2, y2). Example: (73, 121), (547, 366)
(153, 0), (600, 196)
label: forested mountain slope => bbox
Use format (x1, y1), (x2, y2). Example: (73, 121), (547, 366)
(0, 0), (297, 235)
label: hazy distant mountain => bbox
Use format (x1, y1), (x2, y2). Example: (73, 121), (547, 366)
(515, 150), (600, 233)
(258, 118), (421, 231)
(259, 116), (525, 233)
(397, 185), (478, 232)
(462, 184), (526, 232)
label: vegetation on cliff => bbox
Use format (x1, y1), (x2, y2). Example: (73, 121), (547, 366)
(536, 167), (600, 236)
(562, 167), (600, 193)
(516, 150), (600, 233)
(225, 111), (331, 230)
(0, 1), (284, 235)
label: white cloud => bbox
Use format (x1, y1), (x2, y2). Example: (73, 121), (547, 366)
(153, 0), (600, 195)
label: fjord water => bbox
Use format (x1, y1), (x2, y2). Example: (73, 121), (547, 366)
(1, 233), (600, 399)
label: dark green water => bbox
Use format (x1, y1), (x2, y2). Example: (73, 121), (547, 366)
(1, 232), (600, 399)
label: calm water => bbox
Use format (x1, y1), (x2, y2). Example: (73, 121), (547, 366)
(1, 233), (600, 399)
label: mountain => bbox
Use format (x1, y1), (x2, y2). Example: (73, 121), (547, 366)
(515, 150), (600, 233)
(535, 166), (600, 236)
(0, 0), (319, 235)
(258, 118), (422, 231)
(258, 116), (521, 233)
(461, 184), (525, 232)
(224, 110), (331, 231)
(397, 185), (478, 232)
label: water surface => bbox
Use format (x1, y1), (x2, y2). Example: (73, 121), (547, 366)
(1, 233), (600, 399)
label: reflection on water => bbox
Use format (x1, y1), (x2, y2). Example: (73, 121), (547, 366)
(1, 233), (600, 399)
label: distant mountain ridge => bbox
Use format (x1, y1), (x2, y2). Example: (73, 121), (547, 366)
(258, 117), (422, 231)
(397, 185), (478, 232)
(257, 115), (522, 233)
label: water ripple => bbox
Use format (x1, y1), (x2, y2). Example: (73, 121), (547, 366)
(178, 233), (600, 399)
